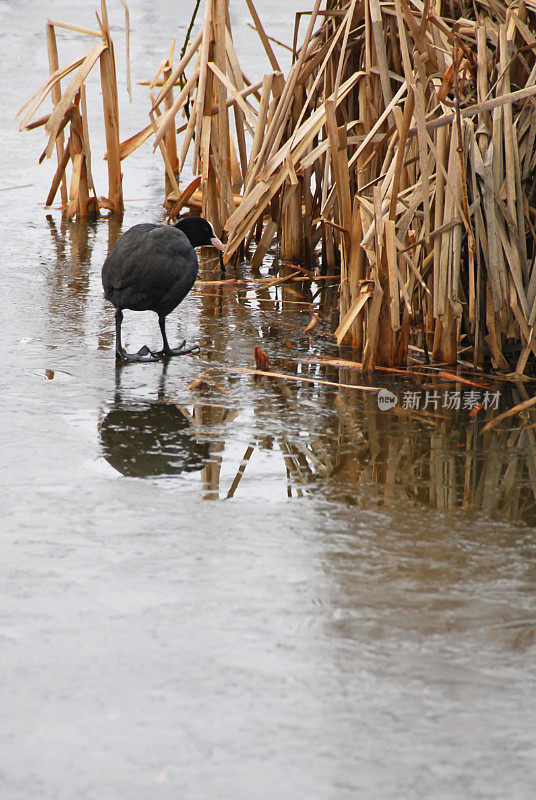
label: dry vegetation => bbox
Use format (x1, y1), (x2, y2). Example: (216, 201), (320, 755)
(17, 0), (127, 218)
(17, 0), (536, 375)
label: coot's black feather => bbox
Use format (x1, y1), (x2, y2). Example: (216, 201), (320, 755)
(101, 217), (224, 362)
(102, 224), (198, 315)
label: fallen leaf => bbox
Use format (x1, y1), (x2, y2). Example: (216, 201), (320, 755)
(254, 346), (270, 371)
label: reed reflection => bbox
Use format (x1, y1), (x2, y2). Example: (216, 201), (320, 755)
(279, 367), (536, 524)
(45, 215), (94, 327)
(193, 340), (536, 523)
(84, 230), (536, 522)
(45, 213), (123, 350)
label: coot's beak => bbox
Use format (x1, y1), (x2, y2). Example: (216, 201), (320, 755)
(210, 236), (225, 252)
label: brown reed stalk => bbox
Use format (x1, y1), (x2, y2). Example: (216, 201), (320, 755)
(45, 22), (68, 208)
(98, 1), (123, 214)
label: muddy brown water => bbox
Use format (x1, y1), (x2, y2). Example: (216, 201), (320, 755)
(2, 2), (536, 798)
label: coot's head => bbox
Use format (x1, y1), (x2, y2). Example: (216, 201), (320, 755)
(175, 216), (224, 251)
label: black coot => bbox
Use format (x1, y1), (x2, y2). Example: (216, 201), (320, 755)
(102, 217), (224, 362)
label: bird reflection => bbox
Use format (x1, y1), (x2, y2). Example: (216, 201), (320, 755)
(100, 363), (210, 478)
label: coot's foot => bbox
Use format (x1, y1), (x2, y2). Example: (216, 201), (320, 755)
(156, 340), (201, 358)
(116, 344), (159, 363)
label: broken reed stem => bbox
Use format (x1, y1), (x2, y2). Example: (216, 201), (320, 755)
(45, 22), (68, 208)
(99, 7), (123, 215)
(224, 365), (383, 392)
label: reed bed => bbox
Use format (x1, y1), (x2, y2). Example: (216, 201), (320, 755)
(228, 0), (536, 374)
(18, 0), (536, 375)
(141, 0), (536, 374)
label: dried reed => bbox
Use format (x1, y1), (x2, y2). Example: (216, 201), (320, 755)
(139, 0), (536, 374)
(17, 0), (126, 219)
(19, 0), (536, 375)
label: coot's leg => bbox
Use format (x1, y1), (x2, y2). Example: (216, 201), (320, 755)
(156, 314), (200, 357)
(114, 308), (158, 363)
